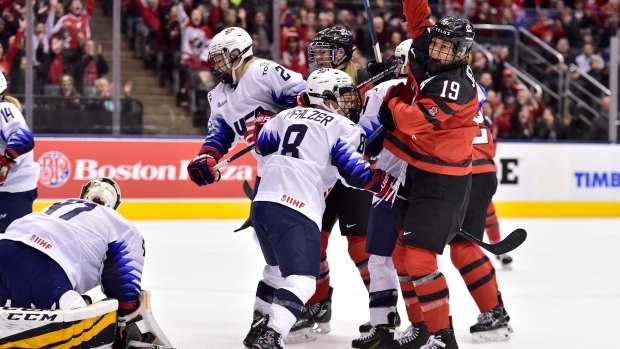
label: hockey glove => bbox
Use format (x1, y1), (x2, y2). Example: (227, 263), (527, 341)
(296, 91), (311, 107)
(0, 153), (15, 186)
(366, 58), (398, 84)
(366, 171), (394, 198)
(378, 101), (396, 132)
(187, 153), (220, 186)
(385, 82), (413, 104)
(253, 111), (276, 151)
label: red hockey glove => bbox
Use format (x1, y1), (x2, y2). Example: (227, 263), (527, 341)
(0, 153), (15, 186)
(187, 153), (220, 186)
(296, 91), (311, 107)
(384, 82), (413, 104)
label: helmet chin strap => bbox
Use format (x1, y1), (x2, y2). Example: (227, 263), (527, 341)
(321, 100), (341, 115)
(230, 57), (246, 85)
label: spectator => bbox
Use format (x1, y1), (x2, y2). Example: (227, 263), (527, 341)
(214, 7), (246, 33)
(281, 30), (306, 76)
(558, 10), (582, 48)
(52, 74), (81, 110)
(468, 0), (497, 25)
(38, 36), (67, 85)
(0, 18), (23, 81)
(32, 21), (48, 67)
(499, 69), (520, 111)
(249, 10), (272, 59)
(544, 37), (575, 94)
(52, 0), (95, 50)
(176, 1), (213, 103)
(529, 13), (565, 47)
(534, 107), (568, 140)
(8, 56), (25, 94)
(589, 96), (614, 141)
(68, 39), (109, 94)
(0, 18), (11, 53)
(575, 42), (604, 73)
(45, 0), (64, 47)
(478, 71), (494, 92)
(505, 104), (534, 139)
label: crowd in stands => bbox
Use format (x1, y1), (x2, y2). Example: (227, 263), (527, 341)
(0, 0), (132, 113)
(1, 0), (618, 139)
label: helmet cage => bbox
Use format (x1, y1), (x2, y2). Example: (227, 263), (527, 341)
(309, 84), (361, 120)
(208, 44), (252, 84)
(308, 42), (338, 72)
(79, 177), (122, 210)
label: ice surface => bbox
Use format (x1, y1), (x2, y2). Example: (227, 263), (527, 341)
(132, 218), (620, 348)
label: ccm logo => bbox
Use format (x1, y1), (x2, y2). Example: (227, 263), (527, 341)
(6, 313), (58, 321)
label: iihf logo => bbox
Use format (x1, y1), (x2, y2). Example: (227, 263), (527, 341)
(38, 151), (71, 188)
(281, 195), (288, 201)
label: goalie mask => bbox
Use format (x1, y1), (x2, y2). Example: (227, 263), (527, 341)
(80, 177), (122, 210)
(208, 27), (253, 85)
(423, 16), (474, 76)
(306, 68), (361, 122)
(308, 27), (356, 72)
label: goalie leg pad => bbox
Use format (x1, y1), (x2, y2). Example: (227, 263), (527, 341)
(0, 298), (118, 349)
(116, 290), (172, 349)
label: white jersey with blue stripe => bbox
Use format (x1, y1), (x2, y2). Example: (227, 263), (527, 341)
(200, 59), (306, 176)
(255, 107), (381, 228)
(0, 199), (145, 295)
(358, 78), (407, 177)
(0, 101), (39, 193)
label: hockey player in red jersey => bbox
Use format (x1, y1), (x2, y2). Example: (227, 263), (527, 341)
(377, 0), (484, 346)
(447, 111), (514, 343)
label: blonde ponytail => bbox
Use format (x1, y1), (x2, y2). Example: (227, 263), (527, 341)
(4, 96), (22, 112)
(342, 61), (359, 85)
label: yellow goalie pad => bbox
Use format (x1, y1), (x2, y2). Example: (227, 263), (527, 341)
(0, 298), (118, 349)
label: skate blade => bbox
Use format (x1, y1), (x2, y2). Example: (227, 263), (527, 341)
(507, 323), (514, 333)
(472, 327), (511, 343)
(284, 328), (317, 344)
(311, 322), (331, 334)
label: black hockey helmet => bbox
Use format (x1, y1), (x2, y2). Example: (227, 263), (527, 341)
(308, 27), (357, 71)
(423, 16), (474, 75)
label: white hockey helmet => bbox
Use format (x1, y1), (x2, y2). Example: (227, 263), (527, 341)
(208, 27), (253, 84)
(0, 73), (7, 95)
(306, 68), (361, 120)
(80, 177), (122, 210)
(394, 39), (413, 77)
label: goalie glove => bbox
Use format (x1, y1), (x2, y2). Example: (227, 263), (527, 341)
(0, 152), (15, 186)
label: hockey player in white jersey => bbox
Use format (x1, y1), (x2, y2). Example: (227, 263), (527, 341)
(351, 39), (433, 349)
(243, 68), (395, 349)
(0, 177), (172, 349)
(0, 73), (39, 233)
(187, 27), (306, 186)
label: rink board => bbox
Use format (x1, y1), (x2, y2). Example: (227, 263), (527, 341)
(32, 138), (620, 218)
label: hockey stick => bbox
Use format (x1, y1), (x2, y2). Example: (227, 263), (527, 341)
(127, 341), (176, 349)
(457, 228), (527, 255)
(242, 180), (255, 200)
(363, 0), (382, 63)
(365, 124), (385, 147)
(213, 144), (256, 171)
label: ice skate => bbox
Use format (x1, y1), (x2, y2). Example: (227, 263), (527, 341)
(243, 311), (268, 348)
(309, 286), (333, 334)
(284, 302), (317, 344)
(252, 326), (284, 349)
(420, 329), (458, 349)
(387, 322), (430, 349)
(351, 312), (398, 349)
(470, 305), (512, 342)
(359, 310), (401, 334)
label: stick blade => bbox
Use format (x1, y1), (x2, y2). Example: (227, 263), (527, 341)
(491, 228), (527, 255)
(243, 180), (254, 200)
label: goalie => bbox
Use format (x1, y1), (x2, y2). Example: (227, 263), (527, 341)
(0, 177), (173, 349)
